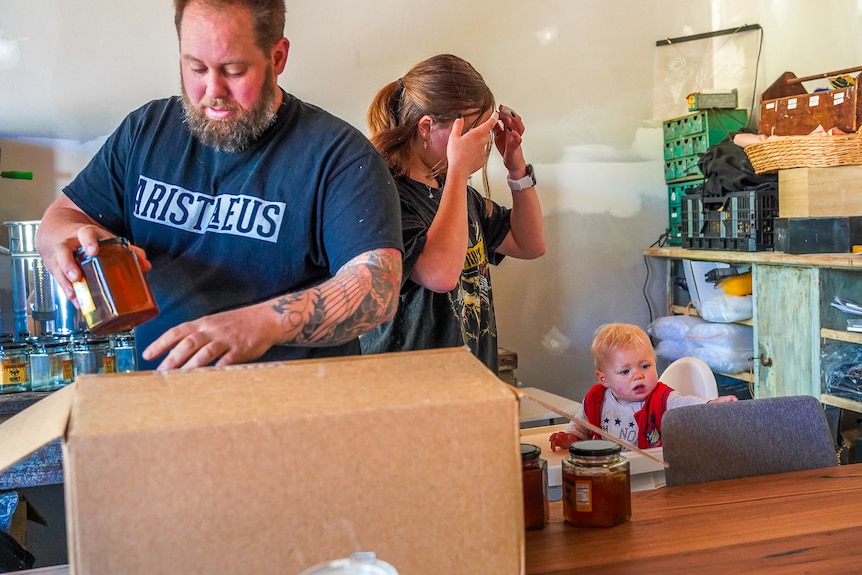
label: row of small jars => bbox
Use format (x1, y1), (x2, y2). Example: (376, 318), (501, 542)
(0, 330), (137, 394)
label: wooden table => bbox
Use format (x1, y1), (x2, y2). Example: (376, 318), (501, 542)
(526, 465), (862, 574)
(0, 392), (63, 489)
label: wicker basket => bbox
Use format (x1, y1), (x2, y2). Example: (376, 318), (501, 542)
(744, 129), (862, 174)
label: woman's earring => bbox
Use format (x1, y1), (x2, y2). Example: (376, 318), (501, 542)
(423, 140), (428, 149)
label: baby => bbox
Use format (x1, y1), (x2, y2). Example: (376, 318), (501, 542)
(565, 323), (737, 448)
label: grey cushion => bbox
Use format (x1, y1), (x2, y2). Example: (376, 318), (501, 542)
(662, 395), (837, 487)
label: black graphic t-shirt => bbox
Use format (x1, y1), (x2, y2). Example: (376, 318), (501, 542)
(360, 176), (511, 372)
(63, 91), (402, 369)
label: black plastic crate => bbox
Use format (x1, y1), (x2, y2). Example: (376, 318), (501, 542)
(682, 189), (778, 252)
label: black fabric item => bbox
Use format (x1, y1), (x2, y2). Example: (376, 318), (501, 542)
(697, 130), (777, 198)
(0, 530), (35, 573)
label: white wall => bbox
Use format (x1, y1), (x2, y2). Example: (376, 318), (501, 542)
(1, 1), (862, 403)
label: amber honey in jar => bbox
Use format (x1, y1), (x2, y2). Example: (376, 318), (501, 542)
(562, 440), (631, 528)
(521, 444), (549, 530)
(73, 237), (158, 335)
(0, 342), (30, 394)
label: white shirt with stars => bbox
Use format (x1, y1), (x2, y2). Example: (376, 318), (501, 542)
(564, 386), (707, 449)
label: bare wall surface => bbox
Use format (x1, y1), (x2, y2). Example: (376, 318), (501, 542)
(2, 1), (862, 403)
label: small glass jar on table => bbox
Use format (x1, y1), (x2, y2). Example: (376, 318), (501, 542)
(0, 341), (30, 394)
(562, 439), (631, 528)
(72, 332), (116, 376)
(112, 330), (138, 373)
(28, 335), (75, 391)
(520, 443), (549, 530)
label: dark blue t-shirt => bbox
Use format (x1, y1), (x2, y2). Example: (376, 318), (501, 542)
(64, 91), (403, 369)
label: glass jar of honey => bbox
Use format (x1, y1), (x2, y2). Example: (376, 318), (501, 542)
(521, 443), (549, 530)
(0, 342), (30, 393)
(72, 237), (158, 335)
(562, 440), (631, 528)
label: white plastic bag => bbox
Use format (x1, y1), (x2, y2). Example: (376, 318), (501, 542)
(648, 315), (706, 340)
(697, 294), (753, 323)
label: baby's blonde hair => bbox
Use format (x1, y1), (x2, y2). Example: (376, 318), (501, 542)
(590, 323), (654, 371)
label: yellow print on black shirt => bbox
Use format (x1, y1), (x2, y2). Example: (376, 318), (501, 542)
(463, 236), (486, 271)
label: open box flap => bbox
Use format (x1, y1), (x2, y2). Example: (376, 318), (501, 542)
(0, 383), (75, 473)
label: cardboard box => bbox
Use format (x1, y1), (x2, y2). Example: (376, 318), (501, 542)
(779, 166), (862, 218)
(0, 348), (523, 575)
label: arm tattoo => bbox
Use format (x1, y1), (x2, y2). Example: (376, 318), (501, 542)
(270, 249), (401, 345)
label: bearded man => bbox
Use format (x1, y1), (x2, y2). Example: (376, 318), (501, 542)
(36, 0), (403, 370)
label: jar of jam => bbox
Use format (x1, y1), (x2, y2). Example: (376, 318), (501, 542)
(0, 342), (30, 393)
(28, 335), (75, 391)
(562, 440), (631, 528)
(72, 237), (158, 335)
(521, 443), (549, 530)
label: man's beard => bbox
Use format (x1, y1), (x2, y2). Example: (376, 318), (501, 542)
(181, 71), (279, 153)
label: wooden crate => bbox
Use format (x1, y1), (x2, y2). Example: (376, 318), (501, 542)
(779, 165), (862, 217)
(759, 68), (862, 136)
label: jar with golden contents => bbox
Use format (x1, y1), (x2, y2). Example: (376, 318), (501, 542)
(520, 443), (549, 530)
(73, 237), (158, 335)
(562, 440), (631, 528)
(0, 341), (30, 394)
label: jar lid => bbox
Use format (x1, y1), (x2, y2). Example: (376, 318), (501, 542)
(298, 552), (398, 575)
(0, 342), (29, 352)
(27, 336), (66, 349)
(568, 439), (621, 457)
(74, 237), (129, 261)
(520, 443), (541, 461)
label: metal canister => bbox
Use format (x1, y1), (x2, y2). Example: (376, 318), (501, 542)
(0, 341), (30, 393)
(298, 552), (399, 575)
(28, 335), (75, 391)
(561, 440), (631, 528)
(5, 220), (84, 340)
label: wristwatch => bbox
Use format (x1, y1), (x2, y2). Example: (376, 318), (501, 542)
(506, 164), (536, 191)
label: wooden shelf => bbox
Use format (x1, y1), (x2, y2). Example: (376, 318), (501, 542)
(646, 246), (862, 269)
(821, 393), (862, 413)
(717, 370), (754, 384)
(821, 328), (862, 345)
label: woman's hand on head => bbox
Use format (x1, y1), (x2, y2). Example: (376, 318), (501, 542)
(446, 113), (498, 181)
(494, 105), (527, 172)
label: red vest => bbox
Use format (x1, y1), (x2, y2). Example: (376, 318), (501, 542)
(583, 382), (673, 448)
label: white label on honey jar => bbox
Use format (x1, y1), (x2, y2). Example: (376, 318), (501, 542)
(73, 279), (96, 314)
(575, 479), (592, 512)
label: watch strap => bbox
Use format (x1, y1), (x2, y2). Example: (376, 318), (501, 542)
(506, 164), (536, 191)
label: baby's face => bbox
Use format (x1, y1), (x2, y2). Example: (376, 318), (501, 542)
(597, 346), (659, 403)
